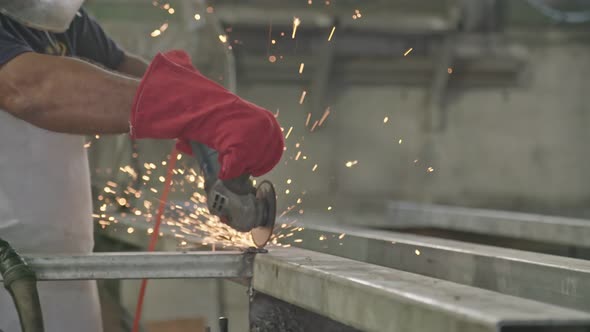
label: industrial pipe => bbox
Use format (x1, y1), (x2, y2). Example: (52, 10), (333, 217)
(0, 238), (44, 332)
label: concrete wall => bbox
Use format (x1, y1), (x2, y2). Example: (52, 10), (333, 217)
(241, 42), (590, 215)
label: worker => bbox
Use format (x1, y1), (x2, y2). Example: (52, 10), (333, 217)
(0, 1), (284, 331)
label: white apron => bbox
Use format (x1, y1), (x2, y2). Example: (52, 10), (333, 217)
(0, 110), (103, 332)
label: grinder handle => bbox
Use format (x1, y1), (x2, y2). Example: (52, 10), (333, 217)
(190, 142), (254, 194)
(190, 141), (220, 190)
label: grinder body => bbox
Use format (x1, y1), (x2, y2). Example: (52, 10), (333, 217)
(190, 142), (276, 247)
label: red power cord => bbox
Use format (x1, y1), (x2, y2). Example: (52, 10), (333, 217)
(131, 148), (179, 332)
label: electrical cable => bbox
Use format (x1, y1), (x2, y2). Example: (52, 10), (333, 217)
(131, 148), (179, 332)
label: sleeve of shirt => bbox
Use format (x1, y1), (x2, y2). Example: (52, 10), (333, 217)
(69, 8), (125, 70)
(0, 27), (33, 66)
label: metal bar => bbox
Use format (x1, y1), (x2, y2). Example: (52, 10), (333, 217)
(0, 252), (253, 281)
(280, 222), (590, 313)
(253, 248), (590, 332)
(386, 201), (590, 248)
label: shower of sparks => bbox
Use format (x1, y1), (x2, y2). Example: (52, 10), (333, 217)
(285, 126), (294, 139)
(415, 249), (421, 256)
(328, 26), (336, 41)
(292, 17), (301, 39)
(383, 116), (389, 124)
(404, 47), (413, 56)
(345, 160), (359, 168)
(318, 108), (331, 126)
(93, 11), (372, 248)
(338, 233), (346, 239)
(399, 139), (403, 144)
(299, 90), (307, 104)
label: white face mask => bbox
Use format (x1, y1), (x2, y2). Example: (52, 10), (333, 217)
(0, 0), (85, 33)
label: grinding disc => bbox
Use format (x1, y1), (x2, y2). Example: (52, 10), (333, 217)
(250, 180), (276, 248)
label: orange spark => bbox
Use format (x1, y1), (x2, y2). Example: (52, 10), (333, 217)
(328, 26), (336, 41)
(345, 160), (358, 168)
(318, 108), (331, 126)
(292, 17), (301, 39)
(310, 120), (319, 132)
(285, 126), (294, 139)
(299, 90), (307, 104)
(305, 113), (312, 127)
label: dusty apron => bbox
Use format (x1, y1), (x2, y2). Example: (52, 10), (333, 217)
(0, 110), (102, 332)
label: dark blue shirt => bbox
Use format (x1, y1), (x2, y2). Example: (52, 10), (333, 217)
(0, 8), (124, 68)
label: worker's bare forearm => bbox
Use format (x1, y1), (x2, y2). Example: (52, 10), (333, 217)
(117, 53), (149, 78)
(0, 52), (139, 135)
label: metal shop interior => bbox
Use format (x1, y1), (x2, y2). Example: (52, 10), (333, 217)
(1, 0), (590, 331)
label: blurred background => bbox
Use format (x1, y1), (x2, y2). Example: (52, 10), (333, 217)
(83, 0), (590, 331)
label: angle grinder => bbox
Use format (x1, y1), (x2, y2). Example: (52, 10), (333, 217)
(190, 142), (277, 248)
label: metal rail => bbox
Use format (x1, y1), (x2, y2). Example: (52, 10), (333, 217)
(386, 201), (590, 248)
(0, 252), (253, 281)
(282, 222), (590, 312)
(98, 213), (590, 330)
(254, 248), (590, 332)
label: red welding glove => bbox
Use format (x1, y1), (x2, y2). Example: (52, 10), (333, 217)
(130, 50), (284, 180)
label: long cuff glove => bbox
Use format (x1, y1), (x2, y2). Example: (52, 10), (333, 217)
(130, 50), (285, 180)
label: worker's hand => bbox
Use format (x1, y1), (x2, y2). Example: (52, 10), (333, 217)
(130, 50), (284, 179)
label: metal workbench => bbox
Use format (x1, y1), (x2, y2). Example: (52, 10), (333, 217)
(7, 206), (590, 332)
(4, 247), (590, 332)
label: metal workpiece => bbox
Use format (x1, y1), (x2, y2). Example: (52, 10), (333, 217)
(282, 222), (590, 312)
(0, 252), (254, 281)
(386, 201), (590, 248)
(252, 248), (590, 332)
